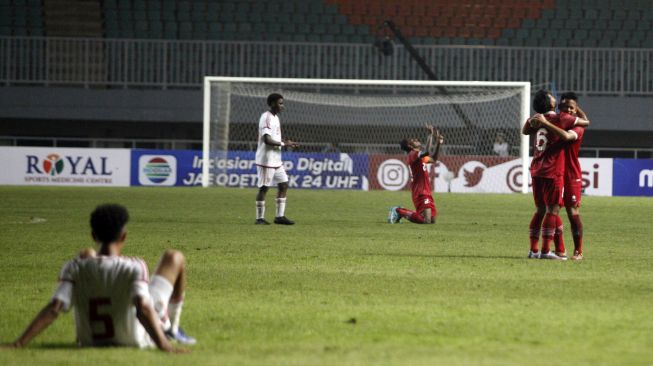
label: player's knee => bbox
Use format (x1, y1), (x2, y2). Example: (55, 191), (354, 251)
(546, 205), (560, 215)
(567, 206), (579, 216)
(162, 249), (185, 268)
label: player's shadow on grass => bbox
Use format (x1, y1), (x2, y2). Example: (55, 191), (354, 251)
(32, 342), (78, 349)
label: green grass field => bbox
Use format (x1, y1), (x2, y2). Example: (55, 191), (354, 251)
(1, 186), (652, 365)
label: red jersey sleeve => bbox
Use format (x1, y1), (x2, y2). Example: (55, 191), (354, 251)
(559, 112), (577, 130)
(571, 125), (585, 140)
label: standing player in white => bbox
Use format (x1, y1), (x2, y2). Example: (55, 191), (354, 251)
(255, 93), (299, 225)
(8, 204), (195, 352)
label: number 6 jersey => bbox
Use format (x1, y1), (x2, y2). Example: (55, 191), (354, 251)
(527, 111), (578, 179)
(52, 256), (154, 348)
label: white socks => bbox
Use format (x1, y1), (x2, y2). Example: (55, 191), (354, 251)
(275, 197), (286, 218)
(258, 198), (287, 219)
(168, 297), (184, 334)
(256, 201), (265, 219)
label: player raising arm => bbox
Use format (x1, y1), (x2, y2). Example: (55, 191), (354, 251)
(7, 204), (195, 352)
(388, 125), (444, 224)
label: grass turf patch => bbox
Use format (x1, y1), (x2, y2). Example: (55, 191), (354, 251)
(1, 186), (652, 365)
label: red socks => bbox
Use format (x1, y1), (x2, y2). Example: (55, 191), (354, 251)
(541, 213), (558, 254)
(553, 215), (566, 254)
(569, 214), (583, 254)
(396, 207), (426, 224)
(529, 212), (544, 253)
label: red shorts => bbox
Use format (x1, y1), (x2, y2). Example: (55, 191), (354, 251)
(532, 176), (563, 207)
(413, 194), (437, 217)
(563, 182), (582, 208)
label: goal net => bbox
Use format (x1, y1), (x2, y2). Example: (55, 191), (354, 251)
(203, 77), (530, 193)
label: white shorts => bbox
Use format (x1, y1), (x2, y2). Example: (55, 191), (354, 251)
(256, 165), (289, 187)
(148, 275), (173, 320)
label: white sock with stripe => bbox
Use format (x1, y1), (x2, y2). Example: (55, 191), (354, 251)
(168, 296), (184, 334)
(275, 198), (286, 218)
(256, 201), (265, 220)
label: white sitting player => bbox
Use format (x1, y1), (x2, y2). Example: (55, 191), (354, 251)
(255, 93), (300, 225)
(8, 204), (195, 352)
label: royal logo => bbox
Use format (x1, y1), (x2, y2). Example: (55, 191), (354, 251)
(43, 154), (64, 176)
(138, 155), (177, 186)
(26, 154), (113, 176)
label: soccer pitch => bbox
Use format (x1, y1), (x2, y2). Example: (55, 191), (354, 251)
(1, 186), (652, 366)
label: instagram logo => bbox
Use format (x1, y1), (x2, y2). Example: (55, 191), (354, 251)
(377, 159), (409, 191)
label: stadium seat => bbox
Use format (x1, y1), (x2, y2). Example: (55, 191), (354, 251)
(133, 10), (146, 22)
(177, 10), (190, 23)
(515, 28), (529, 39)
(207, 22), (220, 38)
(191, 21), (207, 40)
(104, 0), (117, 10)
(149, 20), (163, 39)
(163, 21), (177, 39)
(13, 26), (27, 36)
(135, 20), (148, 35)
(0, 8), (11, 26)
(608, 20), (623, 30)
(178, 21), (192, 40)
(637, 20), (651, 31)
(118, 1), (131, 10)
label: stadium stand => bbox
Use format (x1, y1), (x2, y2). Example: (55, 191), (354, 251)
(96, 0), (653, 48)
(1, 0), (652, 48)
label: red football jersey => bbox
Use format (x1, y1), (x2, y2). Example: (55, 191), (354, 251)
(564, 125), (585, 184)
(407, 150), (432, 199)
(528, 111), (577, 179)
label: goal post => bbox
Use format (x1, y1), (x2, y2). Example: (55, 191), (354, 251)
(203, 77), (530, 193)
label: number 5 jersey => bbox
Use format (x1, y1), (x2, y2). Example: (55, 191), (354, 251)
(52, 256), (154, 348)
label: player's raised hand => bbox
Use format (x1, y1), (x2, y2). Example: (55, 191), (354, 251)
(435, 129), (444, 144)
(425, 124), (436, 135)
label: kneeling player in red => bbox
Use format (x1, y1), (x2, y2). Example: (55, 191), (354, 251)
(388, 125), (444, 224)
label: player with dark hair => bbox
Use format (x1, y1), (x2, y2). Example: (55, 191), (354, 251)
(8, 204), (195, 351)
(523, 90), (589, 260)
(388, 125), (444, 224)
(255, 93), (299, 225)
(536, 92), (588, 261)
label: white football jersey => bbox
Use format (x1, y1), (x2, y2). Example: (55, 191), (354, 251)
(255, 111), (283, 168)
(52, 256), (154, 348)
